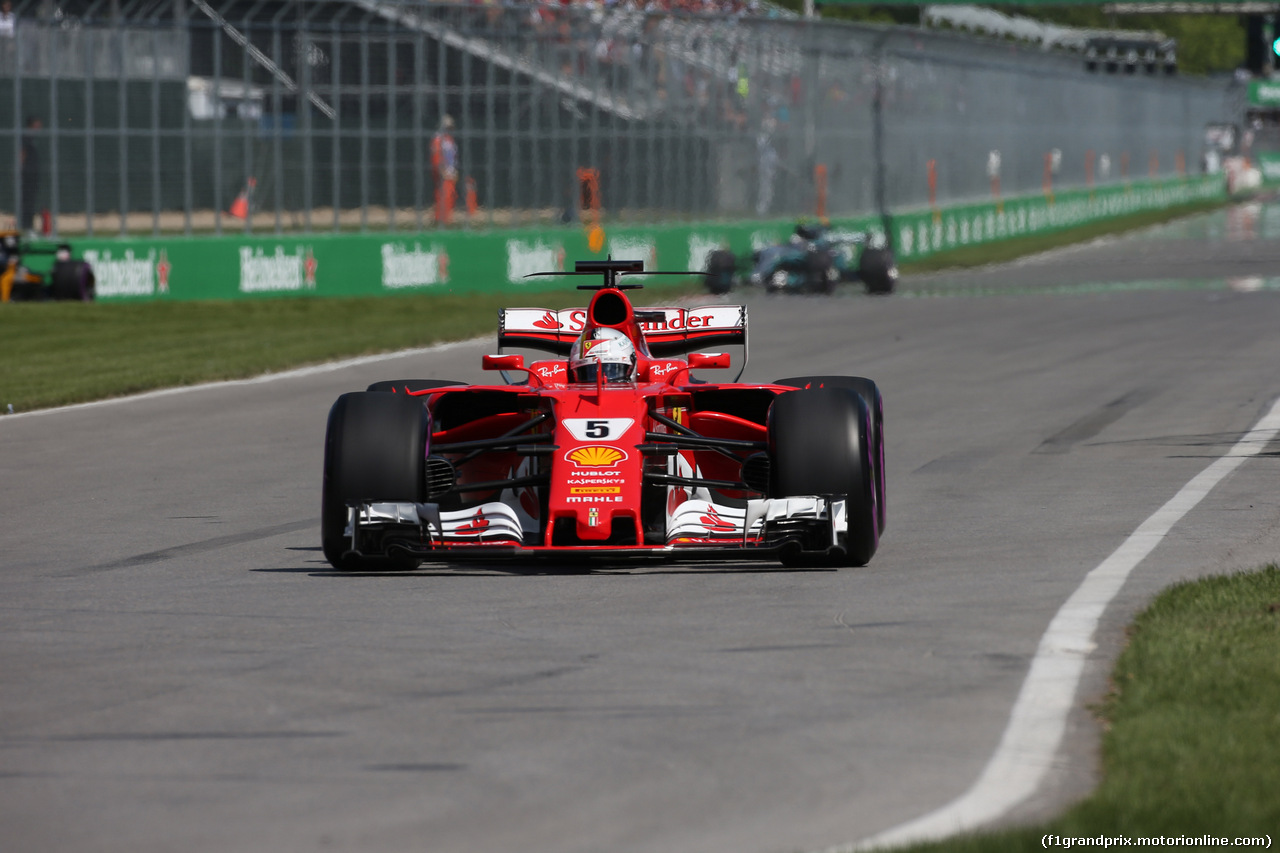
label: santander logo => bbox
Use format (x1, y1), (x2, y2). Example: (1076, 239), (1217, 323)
(528, 310), (588, 332)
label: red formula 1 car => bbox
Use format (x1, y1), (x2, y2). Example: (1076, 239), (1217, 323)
(321, 260), (885, 570)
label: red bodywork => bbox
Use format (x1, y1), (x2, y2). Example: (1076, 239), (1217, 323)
(393, 283), (779, 556)
(327, 262), (883, 568)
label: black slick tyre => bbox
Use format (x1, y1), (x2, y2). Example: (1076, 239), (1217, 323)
(805, 250), (836, 294)
(767, 388), (879, 567)
(858, 247), (897, 295)
(705, 249), (736, 295)
(773, 375), (885, 533)
(50, 260), (95, 301)
(321, 391), (430, 571)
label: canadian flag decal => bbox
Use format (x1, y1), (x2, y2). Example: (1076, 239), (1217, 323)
(458, 509), (491, 533)
(700, 508), (736, 532)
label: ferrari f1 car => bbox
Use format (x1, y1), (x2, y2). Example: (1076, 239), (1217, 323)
(321, 260), (885, 570)
(704, 222), (897, 296)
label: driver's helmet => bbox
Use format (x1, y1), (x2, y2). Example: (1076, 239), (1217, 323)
(569, 327), (637, 384)
(794, 222), (822, 241)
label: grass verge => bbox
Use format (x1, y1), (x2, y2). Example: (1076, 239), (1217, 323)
(0, 283), (690, 413)
(882, 565), (1280, 852)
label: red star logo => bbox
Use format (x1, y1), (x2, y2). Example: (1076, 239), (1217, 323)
(303, 248), (317, 285)
(156, 249), (171, 293)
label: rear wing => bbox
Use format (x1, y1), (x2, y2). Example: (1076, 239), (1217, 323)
(499, 305), (748, 358)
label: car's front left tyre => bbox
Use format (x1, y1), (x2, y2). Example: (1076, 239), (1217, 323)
(773, 375), (885, 533)
(858, 247), (897, 295)
(705, 249), (736, 295)
(768, 387), (879, 567)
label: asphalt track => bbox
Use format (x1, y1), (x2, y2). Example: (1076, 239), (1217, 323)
(4, 199), (1280, 853)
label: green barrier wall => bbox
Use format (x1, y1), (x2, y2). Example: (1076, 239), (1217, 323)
(69, 175), (1225, 301)
(887, 175), (1226, 262)
(1255, 153), (1280, 185)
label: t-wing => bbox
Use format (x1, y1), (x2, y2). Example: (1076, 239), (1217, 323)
(499, 304), (747, 358)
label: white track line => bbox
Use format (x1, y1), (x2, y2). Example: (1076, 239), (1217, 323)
(0, 338), (480, 422)
(828, 395), (1280, 853)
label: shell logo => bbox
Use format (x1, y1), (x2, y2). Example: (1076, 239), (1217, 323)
(566, 445), (628, 467)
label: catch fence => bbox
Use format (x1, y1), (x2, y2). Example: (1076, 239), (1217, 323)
(0, 0), (1235, 237)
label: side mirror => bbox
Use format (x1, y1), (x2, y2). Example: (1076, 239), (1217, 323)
(482, 354), (526, 372)
(687, 352), (731, 370)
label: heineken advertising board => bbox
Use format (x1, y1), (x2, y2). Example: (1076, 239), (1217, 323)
(1256, 152), (1280, 183)
(68, 174), (1225, 303)
(1249, 80), (1280, 108)
(891, 176), (1224, 260)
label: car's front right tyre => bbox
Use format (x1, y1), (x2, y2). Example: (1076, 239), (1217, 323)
(321, 391), (431, 571)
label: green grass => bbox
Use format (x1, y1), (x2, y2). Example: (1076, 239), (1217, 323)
(884, 565), (1280, 852)
(898, 199), (1230, 276)
(0, 285), (682, 413)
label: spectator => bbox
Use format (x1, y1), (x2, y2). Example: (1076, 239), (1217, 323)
(0, 2), (16, 72)
(720, 79), (747, 131)
(20, 115), (41, 235)
(0, 2), (15, 39)
(430, 115), (458, 226)
(756, 116), (777, 216)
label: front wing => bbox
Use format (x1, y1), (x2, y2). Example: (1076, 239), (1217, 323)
(337, 495), (851, 562)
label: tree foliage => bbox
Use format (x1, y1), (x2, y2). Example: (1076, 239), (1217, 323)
(770, 3), (1244, 76)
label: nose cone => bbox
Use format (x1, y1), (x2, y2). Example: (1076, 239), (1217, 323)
(548, 392), (647, 544)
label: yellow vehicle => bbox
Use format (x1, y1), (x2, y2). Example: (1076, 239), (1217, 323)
(0, 231), (95, 302)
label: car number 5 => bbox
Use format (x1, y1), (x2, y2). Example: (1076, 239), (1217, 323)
(563, 418), (635, 441)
